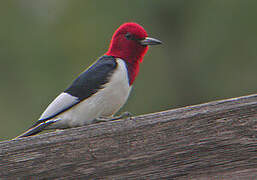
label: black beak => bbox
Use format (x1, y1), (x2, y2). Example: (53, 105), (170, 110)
(140, 37), (162, 46)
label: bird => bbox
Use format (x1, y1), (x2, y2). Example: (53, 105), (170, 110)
(15, 22), (162, 139)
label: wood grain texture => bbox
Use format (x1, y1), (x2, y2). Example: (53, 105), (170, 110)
(0, 94), (257, 179)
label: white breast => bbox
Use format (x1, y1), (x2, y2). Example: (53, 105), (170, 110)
(52, 58), (132, 128)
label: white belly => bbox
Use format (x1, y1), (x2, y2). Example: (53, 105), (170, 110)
(51, 58), (132, 128)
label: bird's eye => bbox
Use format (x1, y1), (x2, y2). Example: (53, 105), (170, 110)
(125, 33), (133, 40)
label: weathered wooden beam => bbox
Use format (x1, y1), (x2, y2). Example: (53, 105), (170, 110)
(0, 94), (257, 179)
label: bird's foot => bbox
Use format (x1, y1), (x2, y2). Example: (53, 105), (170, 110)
(111, 111), (133, 121)
(93, 112), (133, 124)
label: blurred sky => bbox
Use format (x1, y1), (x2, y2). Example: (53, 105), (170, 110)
(0, 0), (256, 140)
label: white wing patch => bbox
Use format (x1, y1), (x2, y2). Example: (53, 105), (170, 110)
(39, 92), (80, 120)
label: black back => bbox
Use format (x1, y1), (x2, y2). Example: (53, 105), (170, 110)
(64, 55), (117, 100)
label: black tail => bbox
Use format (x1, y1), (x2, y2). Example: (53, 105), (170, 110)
(13, 120), (58, 139)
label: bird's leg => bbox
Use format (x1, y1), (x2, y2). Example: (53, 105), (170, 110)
(93, 112), (133, 123)
(110, 111), (133, 121)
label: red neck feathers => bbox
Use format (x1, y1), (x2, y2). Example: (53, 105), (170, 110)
(105, 22), (149, 85)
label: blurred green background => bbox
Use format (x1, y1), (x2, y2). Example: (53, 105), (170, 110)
(1, 0), (256, 140)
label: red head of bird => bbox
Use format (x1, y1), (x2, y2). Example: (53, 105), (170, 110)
(106, 22), (161, 85)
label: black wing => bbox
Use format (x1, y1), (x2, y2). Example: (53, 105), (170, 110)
(15, 55), (117, 138)
(64, 55), (117, 100)
(35, 55), (117, 125)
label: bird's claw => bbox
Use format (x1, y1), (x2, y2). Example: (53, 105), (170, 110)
(93, 111), (133, 124)
(120, 111), (133, 118)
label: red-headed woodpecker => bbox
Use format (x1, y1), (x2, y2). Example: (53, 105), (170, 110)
(15, 22), (162, 138)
